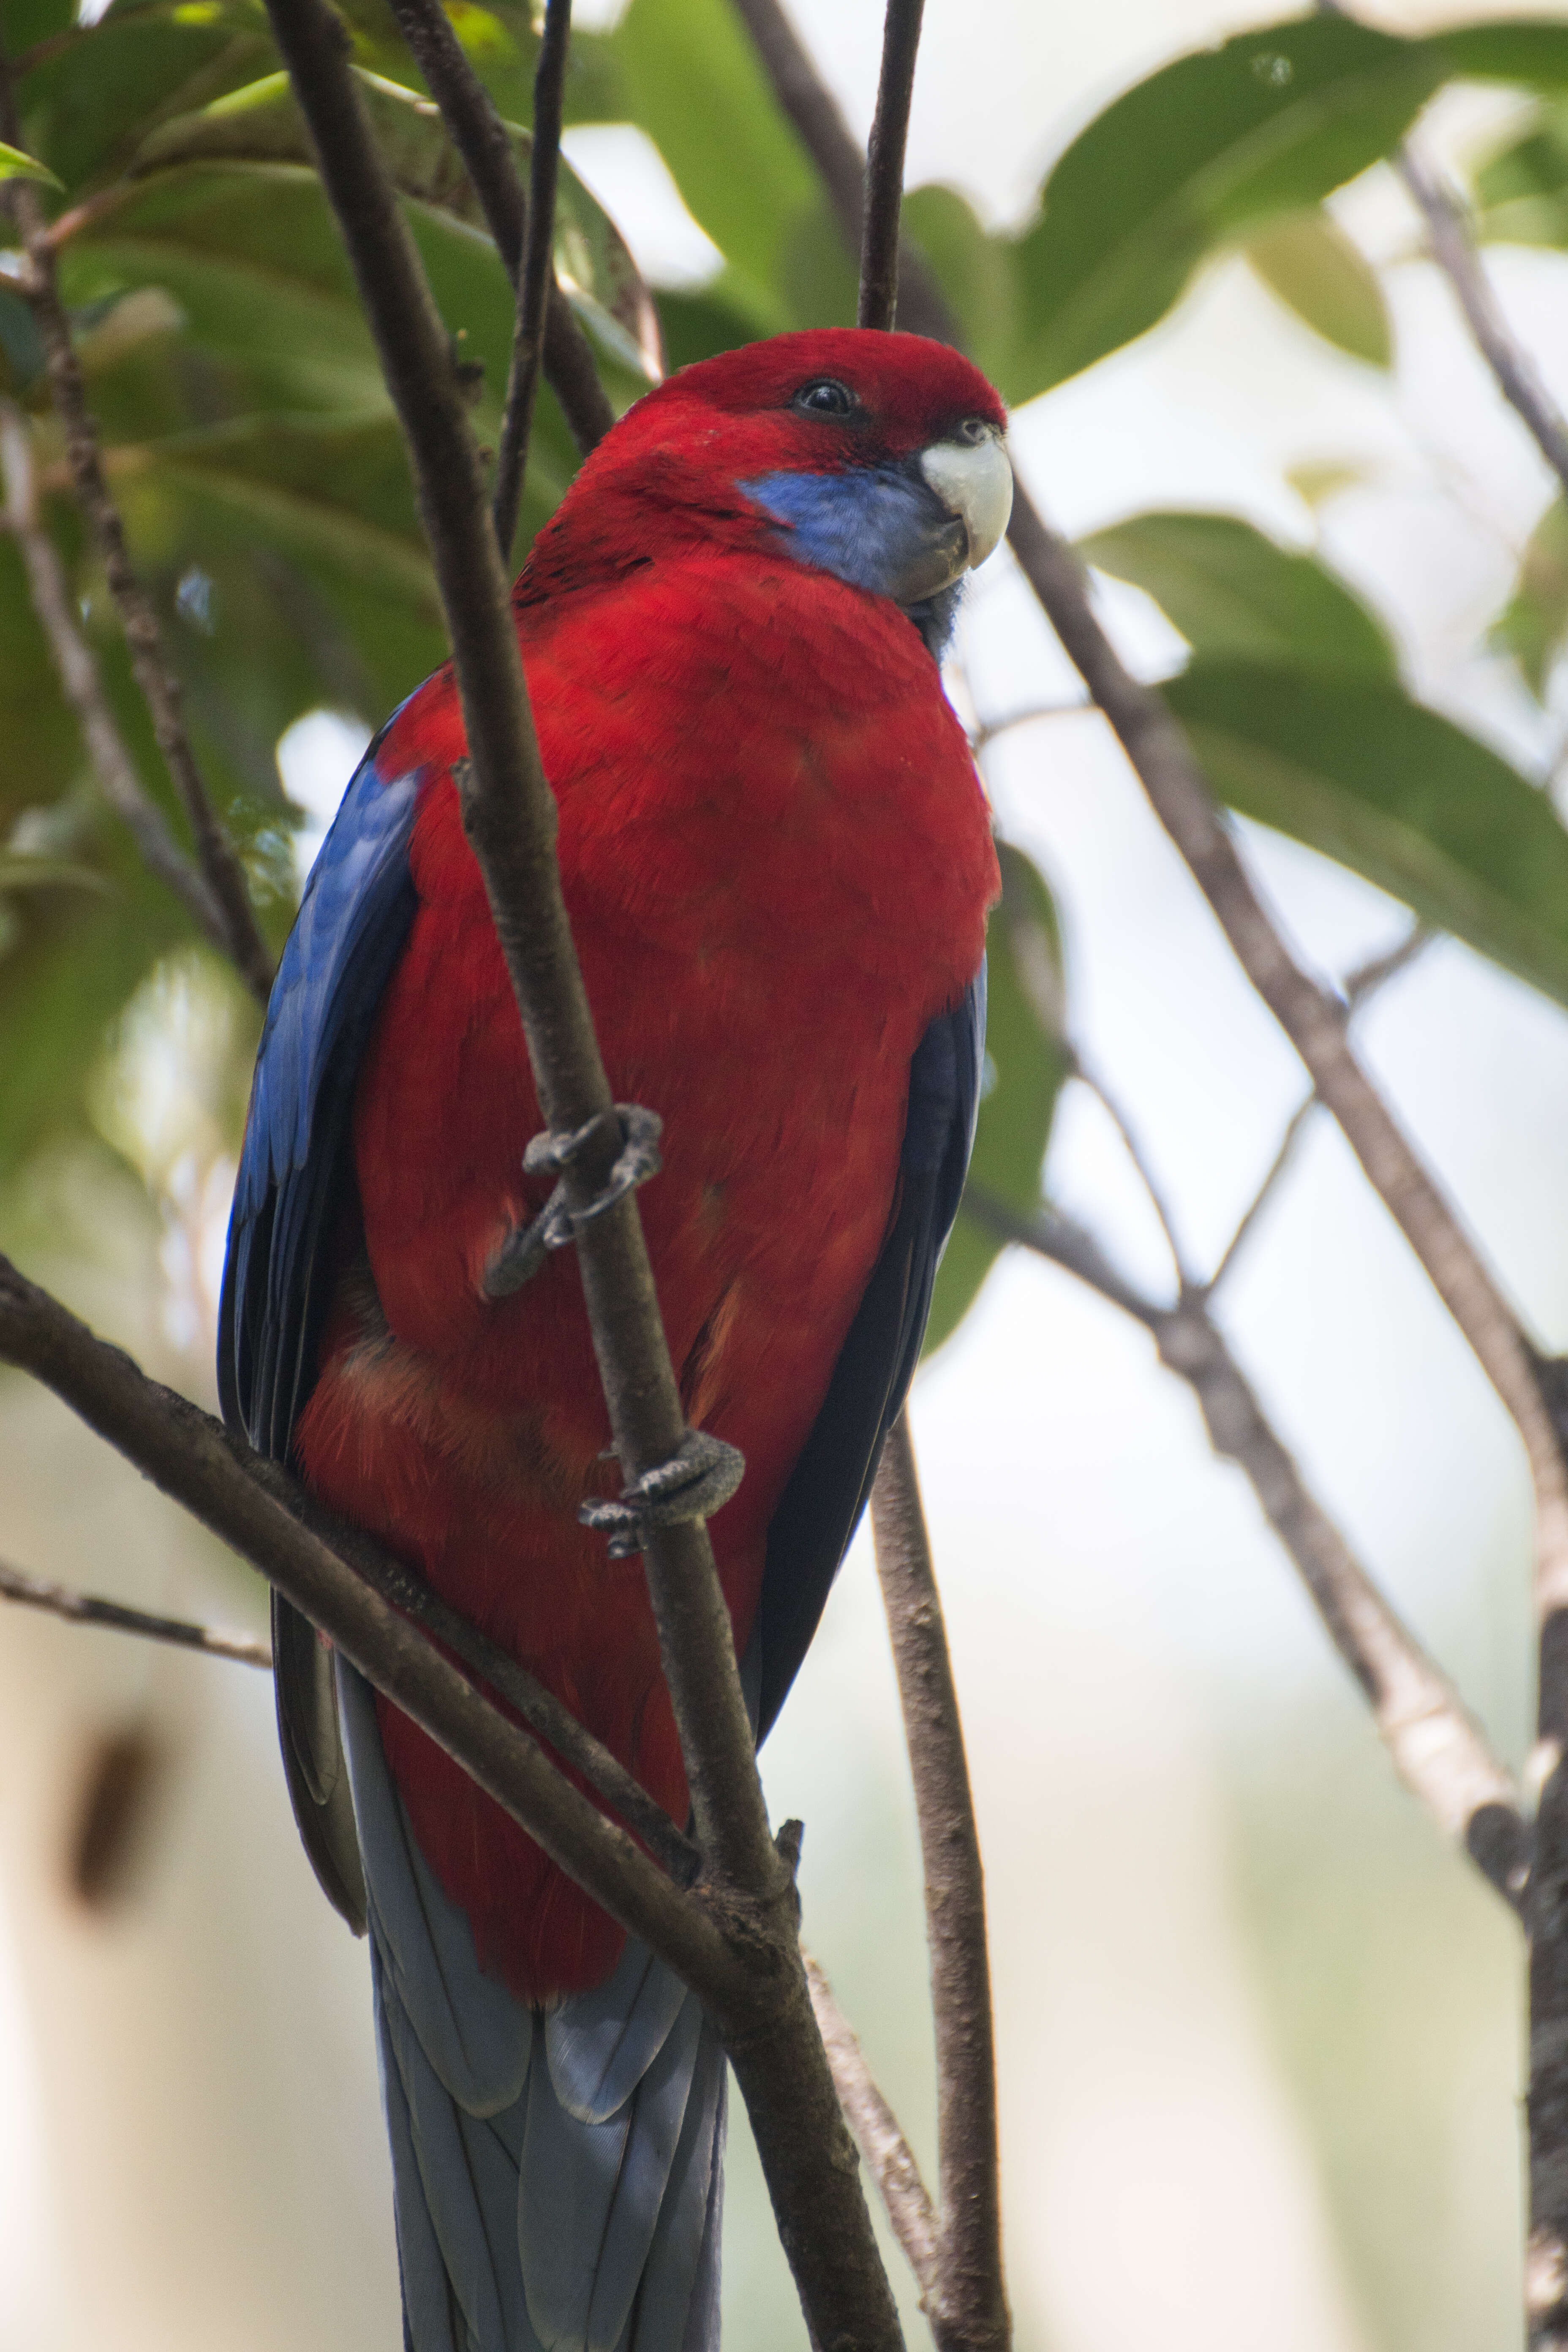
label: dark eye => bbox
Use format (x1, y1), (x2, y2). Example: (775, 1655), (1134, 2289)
(793, 378), (859, 419)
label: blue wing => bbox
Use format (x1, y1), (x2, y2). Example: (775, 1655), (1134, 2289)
(751, 964), (986, 1741)
(218, 720), (424, 1933)
(219, 723), (423, 1460)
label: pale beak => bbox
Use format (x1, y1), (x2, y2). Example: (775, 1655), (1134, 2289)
(917, 427), (1013, 587)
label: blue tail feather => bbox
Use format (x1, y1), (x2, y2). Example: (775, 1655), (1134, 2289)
(338, 1664), (724, 2352)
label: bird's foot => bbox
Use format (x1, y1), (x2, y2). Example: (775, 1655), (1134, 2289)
(482, 1103), (663, 1299)
(579, 1429), (746, 1557)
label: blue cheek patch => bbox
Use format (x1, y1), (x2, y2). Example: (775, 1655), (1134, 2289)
(738, 464), (964, 656)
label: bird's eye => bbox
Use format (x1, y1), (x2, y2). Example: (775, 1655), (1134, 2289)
(954, 415), (993, 445)
(793, 378), (859, 419)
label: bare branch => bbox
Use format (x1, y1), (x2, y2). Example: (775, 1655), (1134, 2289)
(964, 1187), (1533, 1909)
(0, 1554), (272, 1667)
(1400, 146), (1568, 507)
(729, 0), (958, 346)
(1206, 927), (1433, 1296)
(805, 1950), (941, 2302)
(0, 401), (232, 952)
(858, 0), (924, 332)
(0, 1252), (738, 1991)
(871, 1417), (1009, 2352)
(492, 0), (570, 560)
(385, 0), (614, 455)
(248, 5), (903, 2337)
(0, 65), (273, 1004)
(1069, 1052), (1193, 1290)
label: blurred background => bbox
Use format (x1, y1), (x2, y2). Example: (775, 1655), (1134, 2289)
(3, 0), (1567, 2342)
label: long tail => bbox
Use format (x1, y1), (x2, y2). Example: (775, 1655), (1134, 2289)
(336, 1664), (727, 2352)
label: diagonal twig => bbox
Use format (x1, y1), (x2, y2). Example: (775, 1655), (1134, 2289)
(0, 402), (231, 951)
(0, 59), (273, 1005)
(964, 1187), (1533, 1910)
(251, 3), (903, 2340)
(0, 1555), (272, 1667)
(871, 1417), (1010, 2352)
(385, 0), (614, 456)
(805, 1949), (941, 2303)
(0, 1252), (737, 1988)
(491, 0), (570, 561)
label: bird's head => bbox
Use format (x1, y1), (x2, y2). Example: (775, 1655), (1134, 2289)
(525, 329), (1011, 656)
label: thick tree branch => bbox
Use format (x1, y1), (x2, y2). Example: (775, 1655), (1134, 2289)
(858, 0), (923, 332)
(805, 1950), (941, 2303)
(964, 1187), (1533, 1910)
(0, 401), (232, 953)
(0, 1254), (739, 1988)
(0, 68), (273, 1004)
(871, 1418), (1009, 2352)
(385, 0), (614, 456)
(491, 0), (569, 559)
(249, 5), (903, 2339)
(0, 1554), (272, 1667)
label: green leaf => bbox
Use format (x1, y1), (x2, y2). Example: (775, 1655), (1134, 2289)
(1244, 206), (1391, 365)
(14, 4), (274, 197)
(926, 844), (1070, 1355)
(1473, 101), (1568, 248)
(901, 184), (1017, 382)
(1004, 15), (1440, 398)
(121, 68), (659, 375)
(0, 136), (61, 187)
(1433, 20), (1568, 95)
(1493, 496), (1568, 697)
(1164, 658), (1568, 1006)
(1080, 510), (1397, 676)
(600, 0), (817, 327)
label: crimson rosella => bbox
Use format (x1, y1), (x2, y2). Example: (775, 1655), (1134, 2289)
(220, 328), (1010, 2352)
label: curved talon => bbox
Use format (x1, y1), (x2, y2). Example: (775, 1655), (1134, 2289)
(482, 1104), (663, 1300)
(579, 1429), (746, 1557)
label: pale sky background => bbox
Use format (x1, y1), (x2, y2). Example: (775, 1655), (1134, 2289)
(5, 0), (1568, 2345)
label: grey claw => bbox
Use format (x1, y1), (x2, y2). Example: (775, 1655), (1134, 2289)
(579, 1429), (746, 1557)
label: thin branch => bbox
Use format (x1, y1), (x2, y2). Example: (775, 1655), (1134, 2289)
(729, 0), (957, 347)
(385, 0), (614, 455)
(858, 0), (923, 332)
(0, 402), (231, 950)
(969, 699), (1091, 752)
(248, 6), (903, 2341)
(0, 62), (273, 1005)
(1206, 928), (1433, 1296)
(963, 1186), (1533, 1911)
(491, 0), (570, 561)
(871, 1417), (1009, 2352)
(1070, 1051), (1194, 1290)
(805, 1949), (941, 2303)
(0, 1555), (272, 1667)
(0, 1252), (740, 1993)
(1400, 145), (1568, 508)
(1206, 1092), (1316, 1296)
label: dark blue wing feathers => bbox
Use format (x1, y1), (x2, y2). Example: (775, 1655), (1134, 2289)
(753, 961), (985, 1742)
(219, 727), (423, 1458)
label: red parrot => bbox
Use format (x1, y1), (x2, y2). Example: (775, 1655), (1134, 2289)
(220, 328), (1007, 2352)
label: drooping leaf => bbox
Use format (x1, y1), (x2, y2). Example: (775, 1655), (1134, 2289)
(926, 844), (1070, 1355)
(901, 184), (1017, 381)
(14, 3), (274, 197)
(1004, 15), (1441, 398)
(1081, 510), (1396, 676)
(1244, 206), (1391, 365)
(1473, 101), (1568, 248)
(1493, 497), (1568, 697)
(1164, 658), (1568, 1007)
(0, 136), (61, 187)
